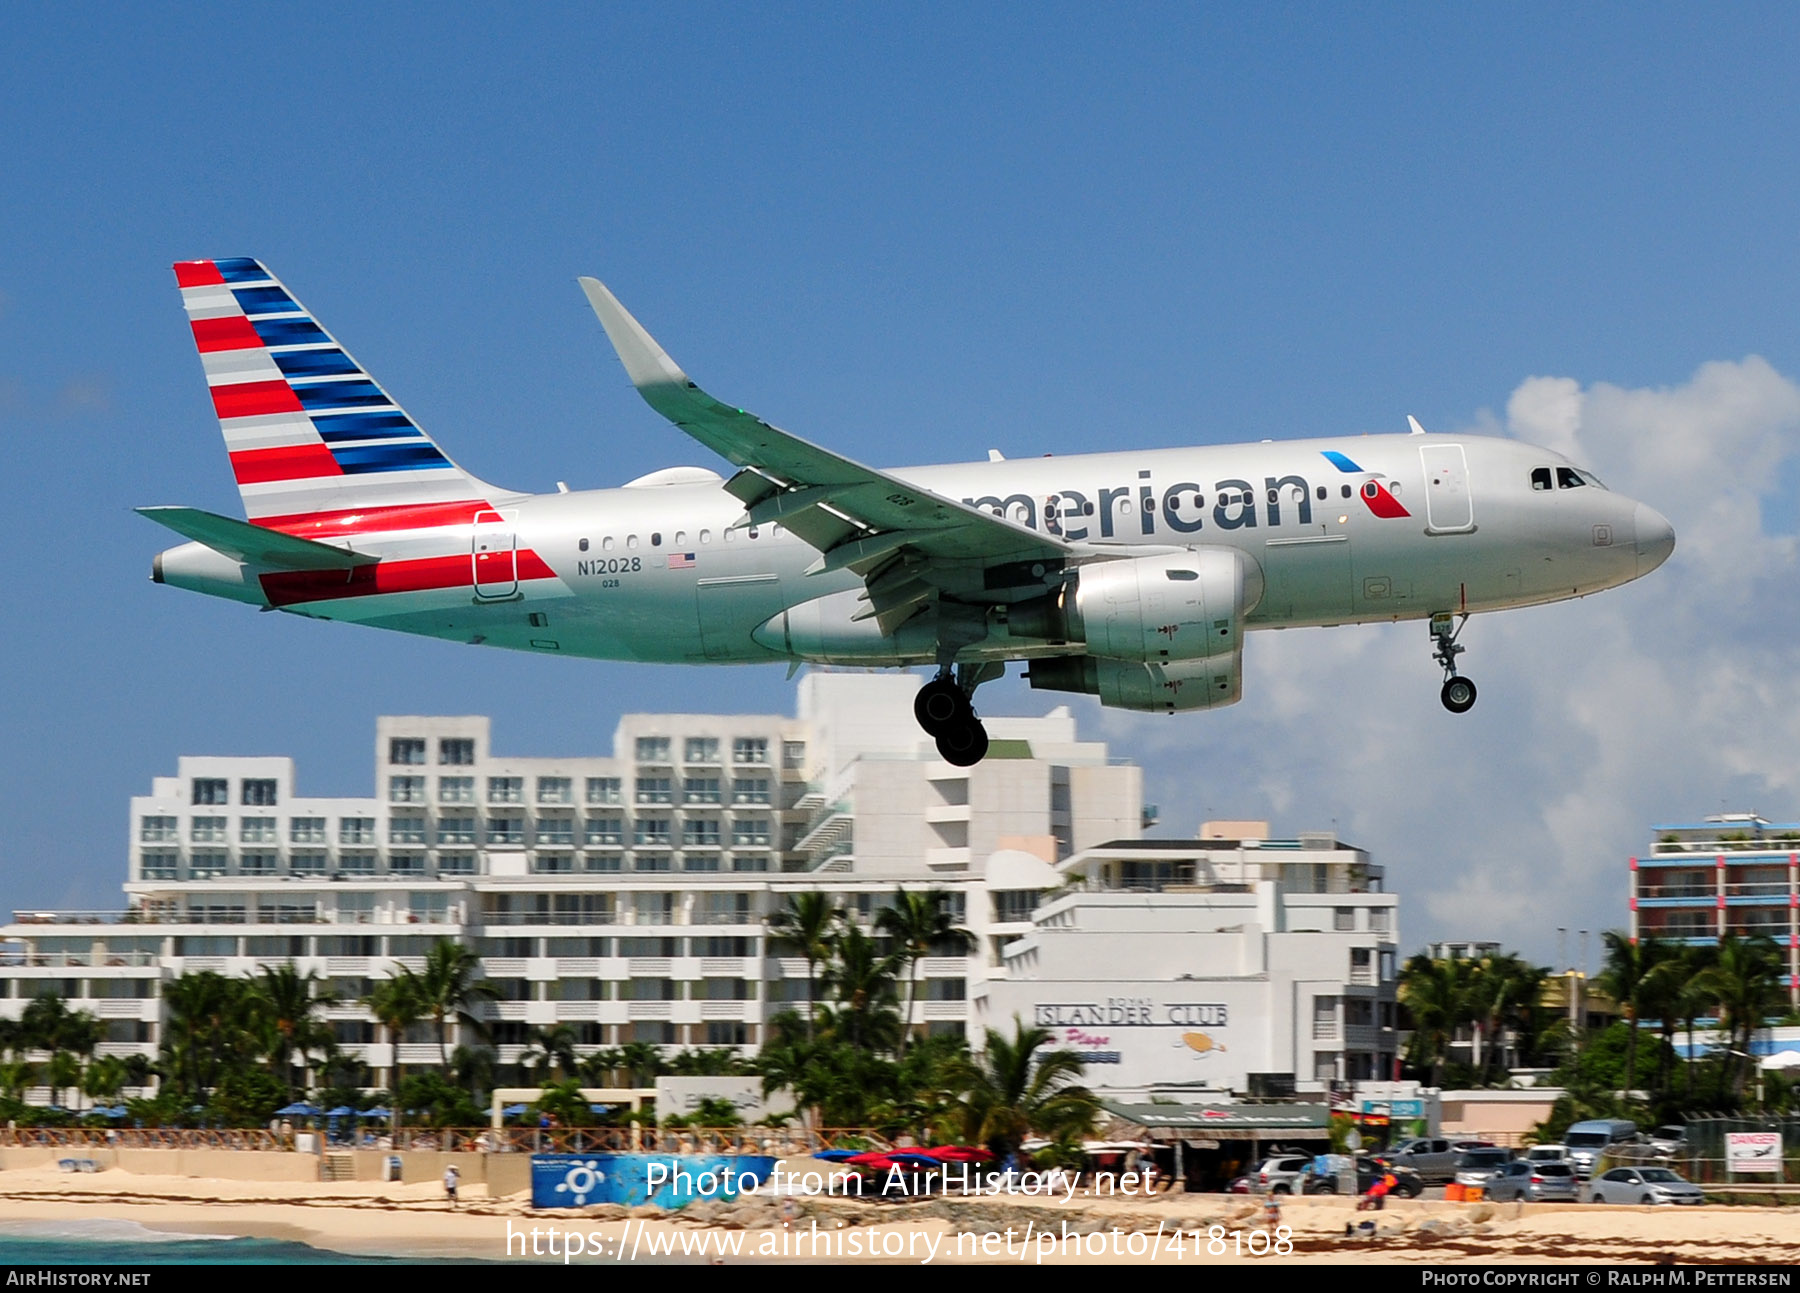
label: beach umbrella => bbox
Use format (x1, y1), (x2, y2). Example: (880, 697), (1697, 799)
(325, 1106), (357, 1117)
(502, 1104), (529, 1117)
(813, 1149), (862, 1162)
(276, 1102), (322, 1117)
(362, 1106), (392, 1118)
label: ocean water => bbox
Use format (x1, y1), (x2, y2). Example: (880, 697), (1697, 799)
(0, 1218), (461, 1265)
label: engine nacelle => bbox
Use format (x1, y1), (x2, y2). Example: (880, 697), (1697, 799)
(1025, 652), (1242, 713)
(1008, 548), (1258, 662)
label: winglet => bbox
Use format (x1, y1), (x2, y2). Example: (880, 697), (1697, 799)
(1407, 415), (1427, 435)
(579, 277), (707, 423)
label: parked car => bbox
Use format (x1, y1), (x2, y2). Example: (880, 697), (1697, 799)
(1252, 1154), (1314, 1194)
(1484, 1159), (1579, 1202)
(1584, 1166), (1705, 1205)
(1387, 1138), (1459, 1182)
(1301, 1155), (1422, 1198)
(1648, 1125), (1688, 1157)
(1564, 1119), (1640, 1179)
(1452, 1147), (1514, 1188)
(1524, 1144), (1569, 1165)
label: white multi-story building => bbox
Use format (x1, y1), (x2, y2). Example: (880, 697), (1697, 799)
(0, 673), (1142, 1087)
(978, 824), (1402, 1098)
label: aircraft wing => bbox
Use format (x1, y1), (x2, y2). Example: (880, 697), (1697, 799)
(580, 277), (1072, 631)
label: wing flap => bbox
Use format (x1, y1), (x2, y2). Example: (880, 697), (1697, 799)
(137, 506), (364, 570)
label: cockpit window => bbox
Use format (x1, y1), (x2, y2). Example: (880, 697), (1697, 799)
(1556, 467), (1586, 489)
(1530, 467), (1553, 491)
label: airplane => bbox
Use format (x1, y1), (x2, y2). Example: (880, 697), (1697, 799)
(144, 258), (1676, 766)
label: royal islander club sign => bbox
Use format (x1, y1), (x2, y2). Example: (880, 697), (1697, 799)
(1033, 997), (1230, 1066)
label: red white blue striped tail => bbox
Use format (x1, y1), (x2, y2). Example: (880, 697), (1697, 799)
(172, 258), (505, 532)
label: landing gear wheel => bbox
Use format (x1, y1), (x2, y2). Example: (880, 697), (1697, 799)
(914, 676), (967, 736)
(1440, 676), (1477, 714)
(935, 720), (989, 767)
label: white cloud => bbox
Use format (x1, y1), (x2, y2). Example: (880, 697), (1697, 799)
(1103, 357), (1800, 964)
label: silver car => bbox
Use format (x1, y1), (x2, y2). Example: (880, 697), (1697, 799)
(1252, 1154), (1312, 1195)
(1484, 1159), (1579, 1202)
(1584, 1166), (1706, 1205)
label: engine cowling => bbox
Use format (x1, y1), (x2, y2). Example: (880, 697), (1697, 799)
(1008, 547), (1259, 662)
(1025, 652), (1242, 712)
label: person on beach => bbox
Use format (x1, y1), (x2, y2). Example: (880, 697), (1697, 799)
(444, 1164), (460, 1209)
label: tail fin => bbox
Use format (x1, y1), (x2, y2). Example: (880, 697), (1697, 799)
(172, 258), (507, 533)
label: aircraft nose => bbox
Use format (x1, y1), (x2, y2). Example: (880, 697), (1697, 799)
(1634, 502), (1675, 576)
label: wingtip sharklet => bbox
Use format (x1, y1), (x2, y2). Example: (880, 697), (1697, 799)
(578, 276), (693, 396)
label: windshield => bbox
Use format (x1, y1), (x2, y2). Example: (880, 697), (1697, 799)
(1461, 1151), (1508, 1166)
(1565, 1133), (1608, 1147)
(1640, 1169), (1683, 1183)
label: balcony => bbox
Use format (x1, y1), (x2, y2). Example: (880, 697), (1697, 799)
(1639, 885), (1716, 901)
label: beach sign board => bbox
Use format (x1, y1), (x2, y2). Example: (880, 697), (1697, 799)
(1726, 1132), (1782, 1174)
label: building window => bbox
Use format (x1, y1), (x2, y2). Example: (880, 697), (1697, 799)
(537, 777), (573, 804)
(684, 737), (720, 764)
(629, 978), (678, 1001)
(584, 853), (623, 873)
(1334, 907), (1356, 932)
(487, 817), (526, 846)
(291, 851), (327, 875)
(633, 854), (671, 873)
(339, 853), (377, 876)
(732, 738), (768, 765)
(731, 854), (770, 872)
(191, 816), (228, 843)
(438, 816), (477, 845)
(290, 817), (326, 844)
(634, 819), (672, 846)
(704, 1022), (749, 1046)
(635, 777), (673, 805)
(240, 817), (278, 844)
(925, 977), (966, 1001)
(532, 854), (574, 874)
(683, 820), (722, 847)
(487, 777), (523, 804)
(240, 852), (279, 876)
(389, 816), (428, 845)
(1314, 1054), (1337, 1083)
(731, 778), (770, 805)
(703, 977), (754, 1001)
(634, 894), (674, 925)
(141, 849), (179, 879)
(1369, 908), (1390, 935)
(438, 776), (475, 803)
(1351, 947), (1374, 985)
(700, 893), (751, 924)
(635, 736), (671, 763)
(439, 738), (475, 766)
(783, 741), (806, 768)
(192, 778), (229, 805)
(339, 818), (376, 845)
(683, 777), (721, 805)
(241, 778), (278, 806)
(188, 850), (229, 879)
(140, 816), (179, 843)
(586, 777), (622, 805)
(390, 853), (425, 876)
(536, 817), (575, 846)
(389, 738), (426, 766)
(1312, 996), (1338, 1040)
(683, 853), (722, 873)
(584, 818), (624, 846)
(730, 819), (771, 847)
(389, 775), (426, 803)
(993, 891), (1039, 923)
(438, 852), (476, 875)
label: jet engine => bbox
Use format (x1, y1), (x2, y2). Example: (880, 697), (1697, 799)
(1007, 547), (1259, 661)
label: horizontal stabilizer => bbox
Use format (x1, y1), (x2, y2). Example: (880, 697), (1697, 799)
(137, 506), (363, 570)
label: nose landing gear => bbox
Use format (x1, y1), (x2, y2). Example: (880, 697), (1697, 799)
(1431, 612), (1477, 714)
(915, 664), (998, 766)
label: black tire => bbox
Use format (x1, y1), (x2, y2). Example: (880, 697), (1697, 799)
(1271, 1184), (1290, 1196)
(914, 678), (966, 735)
(1441, 676), (1478, 714)
(936, 720), (989, 767)
(1313, 1181), (1337, 1195)
(1401, 1181), (1422, 1198)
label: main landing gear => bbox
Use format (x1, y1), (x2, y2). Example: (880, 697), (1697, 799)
(915, 666), (993, 766)
(1431, 612), (1477, 714)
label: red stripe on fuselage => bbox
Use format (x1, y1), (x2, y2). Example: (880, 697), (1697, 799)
(211, 379), (305, 420)
(173, 260), (224, 287)
(1362, 483), (1411, 519)
(230, 443), (343, 485)
(191, 316), (264, 353)
(256, 499), (494, 538)
(259, 548), (556, 607)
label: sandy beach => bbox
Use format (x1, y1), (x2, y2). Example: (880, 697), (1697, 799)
(2, 1163), (1800, 1264)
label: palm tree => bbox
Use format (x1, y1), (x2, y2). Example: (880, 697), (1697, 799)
(366, 971), (426, 1126)
(252, 963), (336, 1099)
(950, 1018), (1099, 1161)
(1596, 931), (1659, 1097)
(615, 1041), (664, 1088)
(1694, 935), (1785, 1101)
(521, 1023), (580, 1084)
(82, 1055), (128, 1110)
(160, 972), (253, 1101)
(821, 923), (901, 1052)
(877, 888), (973, 1062)
(1465, 953), (1548, 1082)
(1399, 953), (1472, 1086)
(415, 941), (497, 1067)
(769, 893), (843, 1040)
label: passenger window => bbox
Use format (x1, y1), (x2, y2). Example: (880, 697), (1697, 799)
(1556, 467), (1586, 489)
(1341, 485), (1352, 499)
(626, 535), (639, 549)
(602, 536), (615, 551)
(1530, 467), (1552, 491)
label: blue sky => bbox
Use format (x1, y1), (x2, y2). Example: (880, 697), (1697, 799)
(5, 6), (1800, 965)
